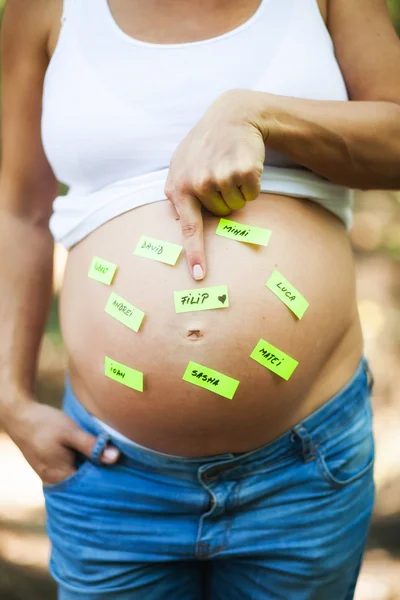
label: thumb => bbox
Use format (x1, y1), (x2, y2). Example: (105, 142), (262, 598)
(68, 427), (121, 464)
(175, 194), (206, 281)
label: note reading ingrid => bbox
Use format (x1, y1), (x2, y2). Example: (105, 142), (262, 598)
(133, 235), (183, 265)
(88, 256), (117, 285)
(174, 285), (229, 313)
(182, 361), (240, 400)
(250, 339), (299, 380)
(105, 357), (144, 391)
(216, 218), (272, 246)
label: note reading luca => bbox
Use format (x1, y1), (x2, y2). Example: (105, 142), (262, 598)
(105, 292), (145, 332)
(182, 361), (240, 400)
(88, 256), (117, 285)
(250, 339), (299, 380)
(105, 357), (144, 392)
(174, 285), (229, 313)
(266, 270), (309, 319)
(133, 236), (183, 265)
(216, 218), (272, 246)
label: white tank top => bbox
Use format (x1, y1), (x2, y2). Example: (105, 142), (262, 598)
(42, 0), (354, 249)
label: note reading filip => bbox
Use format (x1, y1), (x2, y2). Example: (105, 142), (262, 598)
(266, 270), (309, 319)
(174, 285), (229, 313)
(216, 218), (272, 246)
(105, 357), (143, 392)
(250, 339), (299, 380)
(182, 361), (240, 400)
(133, 235), (183, 266)
(105, 292), (145, 332)
(88, 256), (117, 285)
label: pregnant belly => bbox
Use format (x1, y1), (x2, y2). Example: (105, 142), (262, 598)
(60, 194), (363, 456)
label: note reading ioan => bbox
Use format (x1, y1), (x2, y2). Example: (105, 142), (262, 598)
(216, 218), (272, 246)
(88, 256), (117, 285)
(133, 235), (183, 266)
(174, 285), (229, 313)
(105, 357), (143, 392)
(266, 270), (309, 319)
(105, 292), (145, 332)
(250, 339), (299, 380)
(182, 361), (240, 400)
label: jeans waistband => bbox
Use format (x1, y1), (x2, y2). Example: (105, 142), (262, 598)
(63, 356), (372, 480)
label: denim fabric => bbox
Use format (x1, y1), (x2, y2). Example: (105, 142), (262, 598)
(43, 357), (375, 600)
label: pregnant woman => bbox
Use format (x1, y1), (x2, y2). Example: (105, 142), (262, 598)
(1, 0), (400, 598)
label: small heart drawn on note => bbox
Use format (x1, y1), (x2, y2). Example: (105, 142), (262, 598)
(218, 294), (227, 304)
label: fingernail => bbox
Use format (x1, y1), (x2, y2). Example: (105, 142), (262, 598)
(102, 446), (120, 462)
(193, 264), (204, 280)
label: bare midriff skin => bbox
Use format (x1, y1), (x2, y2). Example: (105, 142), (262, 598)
(62, 194), (363, 456)
(51, 0), (362, 457)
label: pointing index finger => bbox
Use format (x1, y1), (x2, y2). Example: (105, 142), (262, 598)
(174, 194), (206, 281)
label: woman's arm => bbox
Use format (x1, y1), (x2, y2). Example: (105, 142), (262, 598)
(251, 0), (400, 190)
(165, 0), (400, 279)
(0, 0), (119, 483)
(0, 0), (57, 415)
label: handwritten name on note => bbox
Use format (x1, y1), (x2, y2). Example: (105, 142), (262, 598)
(105, 357), (143, 391)
(105, 292), (145, 332)
(250, 339), (299, 380)
(182, 361), (240, 400)
(88, 256), (117, 285)
(216, 218), (272, 246)
(133, 236), (183, 266)
(174, 285), (229, 313)
(266, 270), (309, 319)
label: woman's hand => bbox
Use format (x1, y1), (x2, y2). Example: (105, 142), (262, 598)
(4, 395), (120, 486)
(164, 89), (267, 281)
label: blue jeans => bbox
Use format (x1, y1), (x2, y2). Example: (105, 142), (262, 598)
(43, 357), (375, 600)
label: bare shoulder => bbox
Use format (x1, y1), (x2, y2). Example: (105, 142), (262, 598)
(2, 0), (62, 55)
(326, 0), (400, 102)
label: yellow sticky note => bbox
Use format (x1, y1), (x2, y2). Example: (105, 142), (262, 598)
(105, 292), (145, 332)
(105, 357), (143, 392)
(266, 270), (309, 319)
(133, 236), (183, 266)
(174, 285), (229, 313)
(88, 256), (117, 285)
(216, 218), (272, 246)
(250, 339), (298, 380)
(182, 361), (240, 400)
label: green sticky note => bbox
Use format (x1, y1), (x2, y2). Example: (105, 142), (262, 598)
(133, 235), (183, 265)
(105, 357), (143, 392)
(88, 256), (117, 285)
(216, 218), (272, 246)
(182, 361), (240, 400)
(250, 339), (299, 380)
(105, 292), (145, 332)
(174, 285), (229, 314)
(266, 270), (309, 319)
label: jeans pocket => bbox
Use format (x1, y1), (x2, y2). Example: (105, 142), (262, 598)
(42, 454), (95, 494)
(314, 393), (375, 490)
(43, 431), (113, 494)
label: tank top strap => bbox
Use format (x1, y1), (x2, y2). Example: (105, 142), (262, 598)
(60, 0), (79, 25)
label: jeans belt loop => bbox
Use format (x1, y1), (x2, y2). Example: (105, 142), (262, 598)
(292, 425), (315, 463)
(90, 432), (113, 465)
